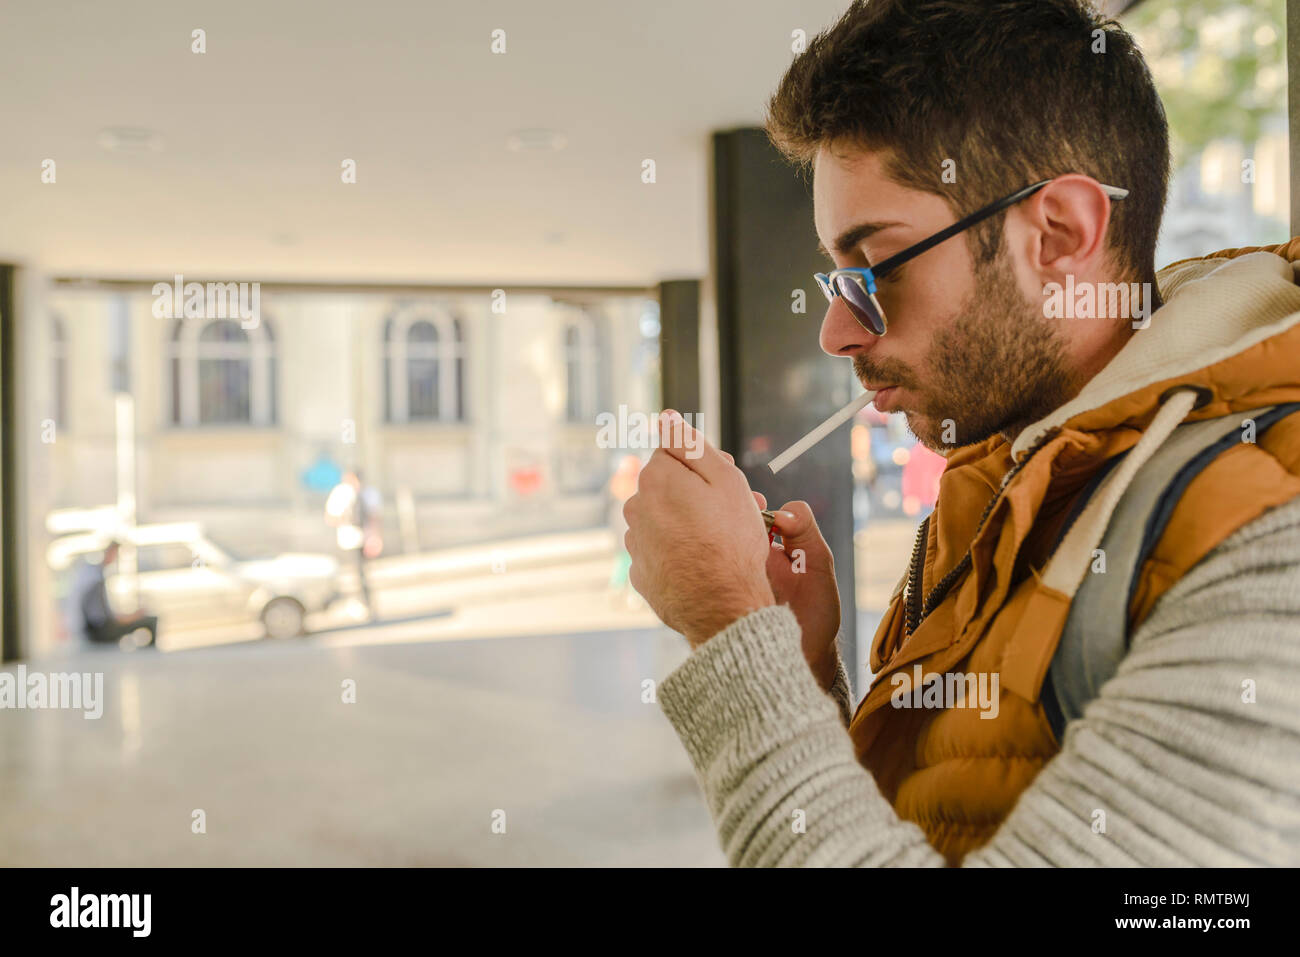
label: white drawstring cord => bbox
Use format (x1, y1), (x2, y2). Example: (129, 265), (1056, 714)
(1040, 388), (1200, 599)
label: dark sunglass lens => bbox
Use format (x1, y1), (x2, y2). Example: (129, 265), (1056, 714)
(835, 276), (885, 335)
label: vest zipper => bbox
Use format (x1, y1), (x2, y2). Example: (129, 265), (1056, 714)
(903, 516), (929, 635)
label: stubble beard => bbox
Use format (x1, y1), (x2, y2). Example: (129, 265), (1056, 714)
(855, 250), (1078, 453)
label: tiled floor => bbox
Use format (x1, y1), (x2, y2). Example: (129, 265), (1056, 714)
(0, 628), (727, 866)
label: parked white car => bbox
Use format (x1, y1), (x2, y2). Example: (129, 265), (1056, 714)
(48, 523), (341, 640)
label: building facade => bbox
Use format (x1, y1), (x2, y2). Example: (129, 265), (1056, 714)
(36, 285), (661, 563)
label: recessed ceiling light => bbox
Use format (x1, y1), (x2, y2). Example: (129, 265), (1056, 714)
(98, 127), (163, 153)
(506, 128), (567, 153)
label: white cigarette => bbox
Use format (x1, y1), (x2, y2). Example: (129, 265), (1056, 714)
(767, 390), (877, 474)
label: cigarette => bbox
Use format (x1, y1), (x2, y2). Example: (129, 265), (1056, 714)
(767, 390), (877, 474)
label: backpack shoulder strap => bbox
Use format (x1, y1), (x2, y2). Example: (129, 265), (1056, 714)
(1042, 401), (1300, 741)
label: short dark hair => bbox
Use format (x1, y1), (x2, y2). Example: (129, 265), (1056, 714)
(765, 0), (1169, 279)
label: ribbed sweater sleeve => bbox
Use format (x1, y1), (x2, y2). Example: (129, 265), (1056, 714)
(826, 652), (853, 728)
(656, 496), (1300, 867)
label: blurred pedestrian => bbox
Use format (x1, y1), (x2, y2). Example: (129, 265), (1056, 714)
(901, 442), (946, 517)
(608, 454), (642, 607)
(325, 470), (382, 620)
(73, 541), (158, 649)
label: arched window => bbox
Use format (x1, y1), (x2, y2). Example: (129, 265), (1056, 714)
(407, 320), (440, 419)
(383, 307), (466, 423)
(50, 315), (67, 429)
(169, 317), (276, 426)
(563, 312), (600, 423)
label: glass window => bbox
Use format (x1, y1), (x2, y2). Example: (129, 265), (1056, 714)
(170, 317), (277, 426)
(406, 320), (440, 420)
(383, 307), (466, 424)
(198, 320), (253, 424)
(563, 312), (600, 423)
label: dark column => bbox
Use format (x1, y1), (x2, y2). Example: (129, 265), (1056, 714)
(657, 279), (701, 414)
(1, 264), (17, 662)
(712, 128), (860, 694)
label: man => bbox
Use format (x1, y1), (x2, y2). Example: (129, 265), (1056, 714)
(325, 470), (382, 619)
(623, 0), (1300, 866)
(75, 541), (158, 649)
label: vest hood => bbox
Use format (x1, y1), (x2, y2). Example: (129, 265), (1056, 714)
(1011, 238), (1300, 462)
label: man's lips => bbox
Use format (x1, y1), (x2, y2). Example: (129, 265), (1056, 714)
(858, 376), (905, 411)
(870, 385), (900, 411)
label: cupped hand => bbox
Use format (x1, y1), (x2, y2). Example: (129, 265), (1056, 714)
(753, 493), (841, 684)
(622, 411), (775, 645)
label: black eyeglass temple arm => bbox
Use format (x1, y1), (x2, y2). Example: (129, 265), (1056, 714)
(870, 180), (1127, 278)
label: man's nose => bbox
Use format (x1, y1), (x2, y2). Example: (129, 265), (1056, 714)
(819, 296), (876, 358)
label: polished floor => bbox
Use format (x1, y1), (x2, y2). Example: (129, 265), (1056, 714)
(0, 627), (728, 866)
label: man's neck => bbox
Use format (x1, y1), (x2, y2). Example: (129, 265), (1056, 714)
(997, 275), (1163, 447)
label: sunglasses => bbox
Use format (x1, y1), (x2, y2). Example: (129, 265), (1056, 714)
(815, 178), (1130, 335)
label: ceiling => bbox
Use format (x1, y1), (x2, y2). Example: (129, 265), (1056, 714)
(0, 0), (852, 286)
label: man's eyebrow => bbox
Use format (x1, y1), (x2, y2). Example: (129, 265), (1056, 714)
(817, 220), (906, 259)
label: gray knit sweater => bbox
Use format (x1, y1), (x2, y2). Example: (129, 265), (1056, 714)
(657, 495), (1300, 866)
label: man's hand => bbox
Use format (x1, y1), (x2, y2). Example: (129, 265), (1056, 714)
(754, 497), (842, 689)
(623, 411), (775, 646)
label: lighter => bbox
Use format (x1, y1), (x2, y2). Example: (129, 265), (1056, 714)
(761, 508), (777, 544)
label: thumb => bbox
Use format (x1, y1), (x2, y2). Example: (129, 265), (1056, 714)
(769, 501), (830, 557)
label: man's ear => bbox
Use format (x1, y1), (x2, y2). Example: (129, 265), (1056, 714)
(1013, 175), (1116, 283)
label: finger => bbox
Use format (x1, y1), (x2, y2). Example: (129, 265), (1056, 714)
(642, 446), (705, 493)
(751, 490), (767, 510)
(655, 410), (732, 484)
(765, 539), (789, 571)
(769, 500), (829, 554)
(720, 451), (735, 465)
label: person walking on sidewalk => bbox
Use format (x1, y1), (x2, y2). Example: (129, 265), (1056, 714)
(325, 470), (383, 621)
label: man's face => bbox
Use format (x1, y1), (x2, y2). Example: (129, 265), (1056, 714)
(812, 144), (1077, 451)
